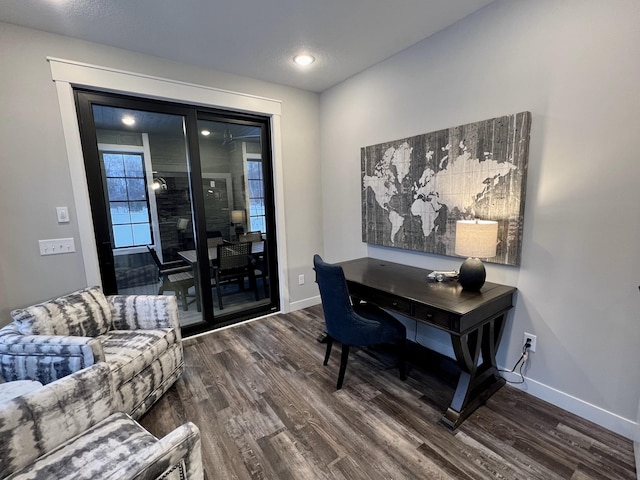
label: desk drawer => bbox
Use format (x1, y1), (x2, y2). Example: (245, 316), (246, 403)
(348, 283), (412, 315)
(413, 304), (455, 329)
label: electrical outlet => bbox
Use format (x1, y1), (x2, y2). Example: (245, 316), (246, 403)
(523, 332), (537, 352)
(298, 274), (305, 285)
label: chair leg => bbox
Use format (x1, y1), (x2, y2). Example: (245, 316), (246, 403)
(398, 338), (407, 381)
(179, 285), (189, 311)
(249, 270), (259, 301)
(180, 288), (189, 312)
(337, 344), (350, 390)
(195, 285), (201, 312)
(323, 336), (333, 365)
(216, 276), (223, 310)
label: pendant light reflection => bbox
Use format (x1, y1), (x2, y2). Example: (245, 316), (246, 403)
(152, 177), (167, 192)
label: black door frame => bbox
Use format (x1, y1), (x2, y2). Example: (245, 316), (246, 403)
(74, 89), (280, 334)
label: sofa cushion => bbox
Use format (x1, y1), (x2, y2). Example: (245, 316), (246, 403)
(101, 328), (177, 382)
(117, 343), (184, 419)
(11, 286), (111, 337)
(6, 412), (160, 480)
(0, 363), (115, 477)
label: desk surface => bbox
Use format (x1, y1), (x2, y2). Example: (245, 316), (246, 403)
(339, 257), (515, 335)
(339, 257), (515, 315)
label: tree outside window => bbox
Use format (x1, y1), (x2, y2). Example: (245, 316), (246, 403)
(247, 159), (266, 233)
(103, 152), (153, 248)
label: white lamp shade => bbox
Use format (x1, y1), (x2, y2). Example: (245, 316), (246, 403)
(455, 220), (498, 259)
(231, 210), (245, 224)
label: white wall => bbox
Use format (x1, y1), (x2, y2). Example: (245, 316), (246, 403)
(636, 395), (640, 477)
(636, 403), (639, 479)
(0, 21), (322, 321)
(320, 0), (640, 438)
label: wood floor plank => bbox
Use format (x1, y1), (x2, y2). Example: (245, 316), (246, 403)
(140, 306), (636, 479)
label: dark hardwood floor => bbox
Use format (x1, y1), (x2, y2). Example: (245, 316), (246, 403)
(140, 305), (636, 479)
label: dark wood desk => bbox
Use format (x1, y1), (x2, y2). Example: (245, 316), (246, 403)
(338, 257), (516, 429)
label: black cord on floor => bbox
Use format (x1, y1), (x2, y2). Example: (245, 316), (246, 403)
(499, 342), (529, 384)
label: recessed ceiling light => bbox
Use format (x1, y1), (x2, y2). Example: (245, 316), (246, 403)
(121, 116), (135, 126)
(201, 129), (211, 136)
(293, 54), (315, 66)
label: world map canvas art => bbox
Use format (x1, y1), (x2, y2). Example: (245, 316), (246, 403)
(361, 112), (531, 266)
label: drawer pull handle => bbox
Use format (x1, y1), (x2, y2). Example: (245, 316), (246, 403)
(392, 302), (398, 306)
(426, 313), (433, 318)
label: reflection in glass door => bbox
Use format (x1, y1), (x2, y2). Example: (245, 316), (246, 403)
(197, 119), (272, 316)
(92, 105), (201, 327)
(102, 151), (153, 248)
(75, 90), (279, 335)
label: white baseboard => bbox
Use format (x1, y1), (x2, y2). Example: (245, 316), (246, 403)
(501, 371), (637, 441)
(288, 295), (321, 311)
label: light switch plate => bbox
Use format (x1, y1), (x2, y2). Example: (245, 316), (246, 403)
(56, 207), (70, 223)
(39, 238), (76, 255)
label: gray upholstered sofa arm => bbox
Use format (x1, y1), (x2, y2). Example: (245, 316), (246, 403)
(125, 422), (204, 480)
(1, 361), (204, 480)
(108, 295), (181, 339)
(0, 324), (105, 383)
(0, 363), (115, 477)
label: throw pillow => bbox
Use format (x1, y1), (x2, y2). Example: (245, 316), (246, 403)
(11, 286), (111, 337)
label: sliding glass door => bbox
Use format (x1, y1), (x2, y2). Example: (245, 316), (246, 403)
(74, 90), (279, 334)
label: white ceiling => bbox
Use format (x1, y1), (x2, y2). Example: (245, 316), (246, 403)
(0, 0), (494, 93)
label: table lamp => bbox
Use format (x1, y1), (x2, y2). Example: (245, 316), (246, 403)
(231, 209), (246, 238)
(454, 219), (498, 291)
(231, 209), (245, 225)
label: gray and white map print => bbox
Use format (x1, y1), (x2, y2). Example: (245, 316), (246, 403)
(361, 112), (531, 266)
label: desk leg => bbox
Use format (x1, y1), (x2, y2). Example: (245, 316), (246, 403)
(441, 312), (507, 429)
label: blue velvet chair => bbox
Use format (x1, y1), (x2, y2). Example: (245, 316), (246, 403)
(313, 254), (407, 389)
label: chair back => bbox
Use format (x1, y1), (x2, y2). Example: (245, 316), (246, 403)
(218, 242), (252, 271)
(313, 255), (356, 339)
(147, 245), (163, 269)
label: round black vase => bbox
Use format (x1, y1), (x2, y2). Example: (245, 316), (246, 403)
(459, 257), (486, 291)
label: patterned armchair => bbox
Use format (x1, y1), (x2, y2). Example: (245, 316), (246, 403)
(0, 363), (203, 480)
(0, 287), (184, 419)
